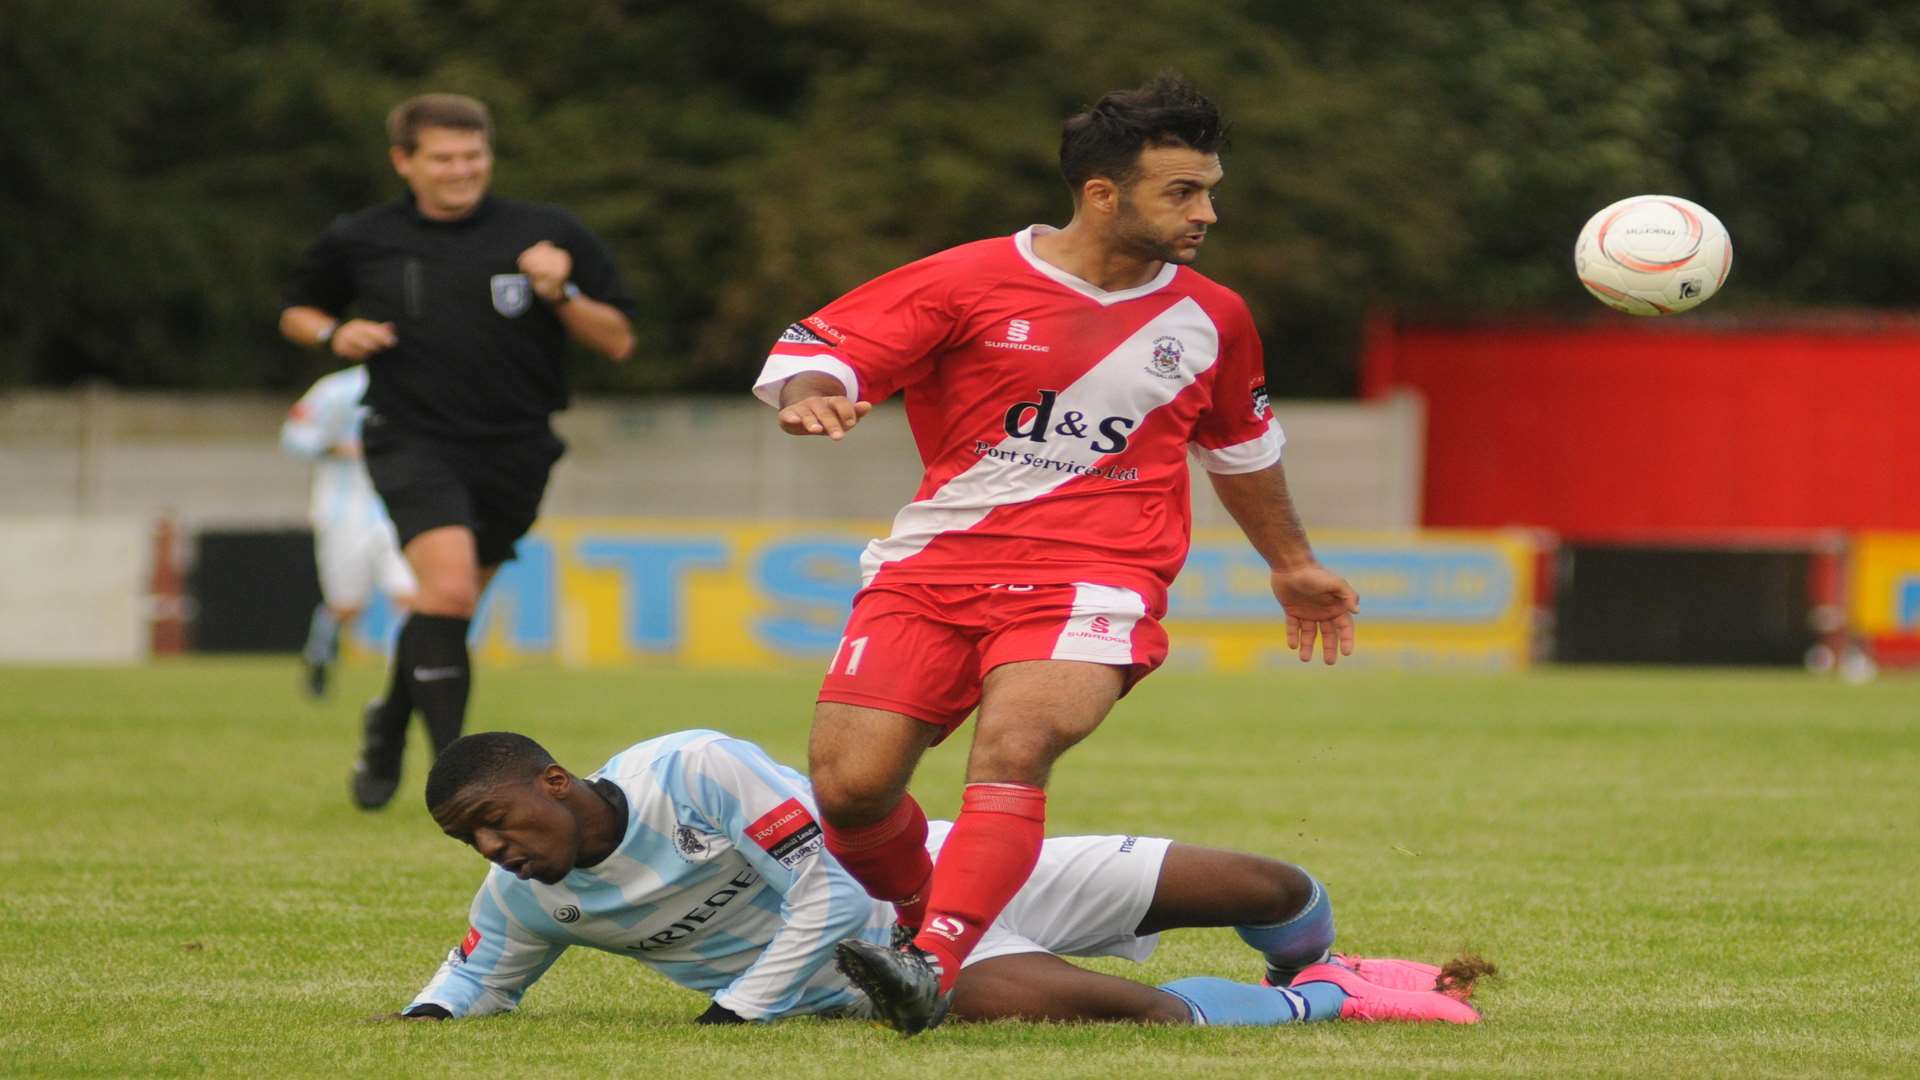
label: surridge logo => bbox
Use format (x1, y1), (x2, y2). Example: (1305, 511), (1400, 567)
(1089, 615), (1111, 635)
(986, 318), (1050, 352)
(923, 915), (966, 942)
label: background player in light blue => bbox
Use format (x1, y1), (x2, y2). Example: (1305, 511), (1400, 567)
(389, 731), (1488, 1026)
(281, 365), (417, 701)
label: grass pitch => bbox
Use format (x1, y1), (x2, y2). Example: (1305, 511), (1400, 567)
(2, 659), (1915, 1078)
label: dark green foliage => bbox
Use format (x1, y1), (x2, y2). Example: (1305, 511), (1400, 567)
(4, 1), (1917, 396)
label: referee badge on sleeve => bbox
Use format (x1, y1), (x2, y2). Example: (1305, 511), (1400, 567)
(490, 274), (533, 318)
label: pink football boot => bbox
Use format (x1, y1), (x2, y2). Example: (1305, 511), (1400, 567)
(1287, 962), (1481, 1024)
(1332, 953), (1445, 992)
(1260, 954), (1444, 993)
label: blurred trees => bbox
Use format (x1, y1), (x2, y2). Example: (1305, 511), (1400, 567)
(3, 0), (1917, 397)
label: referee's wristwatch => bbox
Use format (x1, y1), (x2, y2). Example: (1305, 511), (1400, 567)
(554, 281), (582, 305)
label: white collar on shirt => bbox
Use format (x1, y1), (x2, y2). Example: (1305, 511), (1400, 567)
(1013, 225), (1180, 306)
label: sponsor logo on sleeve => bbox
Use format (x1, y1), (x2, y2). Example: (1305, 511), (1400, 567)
(553, 905), (581, 924)
(454, 926), (482, 964)
(1250, 378), (1271, 421)
(801, 316), (846, 346)
(746, 798), (823, 870)
(778, 322), (832, 347)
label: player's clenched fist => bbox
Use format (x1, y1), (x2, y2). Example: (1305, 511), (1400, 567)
(517, 240), (573, 302)
(330, 319), (398, 361)
(778, 396), (872, 440)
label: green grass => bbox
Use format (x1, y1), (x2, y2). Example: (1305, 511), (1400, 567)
(2, 660), (1916, 1078)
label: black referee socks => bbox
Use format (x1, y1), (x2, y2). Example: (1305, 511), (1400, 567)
(400, 614), (472, 756)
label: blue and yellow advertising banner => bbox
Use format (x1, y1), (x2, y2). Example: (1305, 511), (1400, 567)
(1848, 532), (1920, 635)
(354, 521), (1538, 672)
(1167, 528), (1537, 672)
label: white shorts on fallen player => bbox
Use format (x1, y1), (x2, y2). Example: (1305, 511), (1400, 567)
(928, 821), (1173, 967)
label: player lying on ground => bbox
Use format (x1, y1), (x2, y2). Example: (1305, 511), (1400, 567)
(388, 731), (1487, 1026)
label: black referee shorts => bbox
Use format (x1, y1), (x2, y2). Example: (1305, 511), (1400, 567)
(363, 418), (566, 567)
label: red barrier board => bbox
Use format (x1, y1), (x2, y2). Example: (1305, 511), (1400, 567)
(1364, 316), (1920, 536)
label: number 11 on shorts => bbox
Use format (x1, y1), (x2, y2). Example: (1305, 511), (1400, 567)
(828, 636), (869, 676)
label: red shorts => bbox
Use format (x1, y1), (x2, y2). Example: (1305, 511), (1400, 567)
(818, 582), (1170, 741)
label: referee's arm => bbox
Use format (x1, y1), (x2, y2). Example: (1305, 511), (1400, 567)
(518, 238), (634, 362)
(278, 306), (396, 362)
(548, 291), (633, 362)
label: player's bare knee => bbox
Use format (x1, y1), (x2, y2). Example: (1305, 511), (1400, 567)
(1256, 858), (1316, 923)
(808, 764), (904, 829)
(413, 579), (479, 616)
(966, 729), (1061, 785)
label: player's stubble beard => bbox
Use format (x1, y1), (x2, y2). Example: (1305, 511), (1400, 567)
(1113, 193), (1201, 267)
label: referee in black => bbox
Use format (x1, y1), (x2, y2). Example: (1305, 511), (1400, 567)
(279, 93), (636, 810)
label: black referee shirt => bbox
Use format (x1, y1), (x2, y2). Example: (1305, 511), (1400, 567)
(283, 195), (637, 441)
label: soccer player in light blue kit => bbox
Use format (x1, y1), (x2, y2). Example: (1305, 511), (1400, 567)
(280, 365), (415, 699)
(394, 731), (1486, 1026)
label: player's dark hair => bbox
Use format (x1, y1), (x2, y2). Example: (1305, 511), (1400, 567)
(1059, 72), (1227, 196)
(425, 731), (556, 811)
(387, 93), (493, 153)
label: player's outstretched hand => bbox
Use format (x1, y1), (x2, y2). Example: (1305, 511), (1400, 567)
(778, 396), (872, 440)
(1271, 564), (1359, 665)
(331, 319), (398, 361)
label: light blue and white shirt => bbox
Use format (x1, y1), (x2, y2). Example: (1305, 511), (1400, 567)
(279, 366), (391, 533)
(408, 730), (894, 1021)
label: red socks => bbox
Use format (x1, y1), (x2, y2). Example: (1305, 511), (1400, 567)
(820, 794), (934, 931)
(913, 782), (1047, 991)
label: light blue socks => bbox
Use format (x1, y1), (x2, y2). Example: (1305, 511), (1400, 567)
(1235, 872), (1335, 979)
(1153, 871), (1347, 1026)
(1156, 977), (1347, 1025)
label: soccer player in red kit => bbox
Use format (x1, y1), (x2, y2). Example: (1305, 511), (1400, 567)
(751, 74), (1360, 1035)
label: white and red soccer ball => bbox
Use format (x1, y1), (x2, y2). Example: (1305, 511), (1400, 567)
(1573, 195), (1733, 315)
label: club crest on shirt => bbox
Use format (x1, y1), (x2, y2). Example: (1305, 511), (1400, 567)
(673, 824), (709, 860)
(1251, 379), (1271, 421)
(490, 273), (533, 318)
(1147, 336), (1186, 379)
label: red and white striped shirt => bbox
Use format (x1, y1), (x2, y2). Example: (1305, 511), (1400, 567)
(755, 226), (1282, 613)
